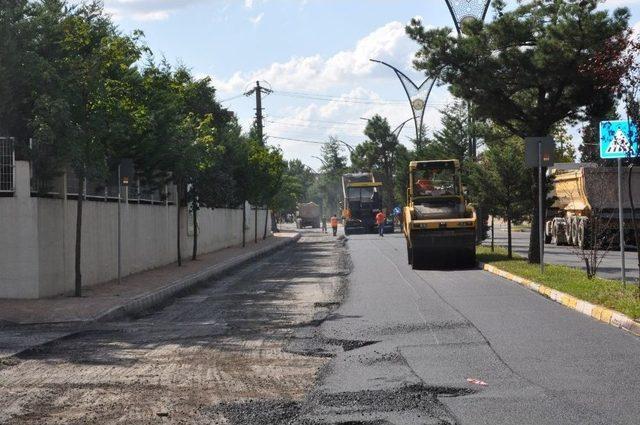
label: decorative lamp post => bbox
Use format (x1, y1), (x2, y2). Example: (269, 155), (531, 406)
(370, 60), (437, 144)
(444, 0), (491, 35)
(444, 0), (492, 159)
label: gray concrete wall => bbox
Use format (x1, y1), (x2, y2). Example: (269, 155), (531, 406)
(0, 161), (271, 299)
(0, 162), (40, 298)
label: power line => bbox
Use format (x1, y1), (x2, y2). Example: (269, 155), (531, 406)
(265, 119), (364, 132)
(272, 90), (406, 105)
(268, 116), (364, 126)
(268, 135), (357, 150)
(268, 136), (328, 145)
(219, 93), (245, 103)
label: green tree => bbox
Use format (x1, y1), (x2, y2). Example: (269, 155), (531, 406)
(0, 0), (32, 142)
(29, 1), (145, 295)
(285, 159), (316, 201)
(422, 102), (471, 165)
(319, 137), (348, 215)
(470, 138), (531, 258)
(407, 0), (630, 263)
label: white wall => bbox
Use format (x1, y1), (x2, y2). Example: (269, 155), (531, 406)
(0, 162), (271, 299)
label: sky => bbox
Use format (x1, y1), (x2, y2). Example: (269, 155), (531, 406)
(97, 0), (640, 170)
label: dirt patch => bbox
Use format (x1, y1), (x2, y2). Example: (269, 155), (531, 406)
(0, 234), (350, 424)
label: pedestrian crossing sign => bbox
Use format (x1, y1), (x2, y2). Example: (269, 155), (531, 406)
(600, 120), (638, 159)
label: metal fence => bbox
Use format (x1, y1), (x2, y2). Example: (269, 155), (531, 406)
(49, 173), (172, 205)
(0, 137), (15, 195)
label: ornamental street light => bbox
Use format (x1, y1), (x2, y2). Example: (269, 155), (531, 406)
(312, 155), (328, 168)
(444, 0), (491, 35)
(360, 116), (413, 141)
(444, 0), (492, 160)
(370, 59), (437, 144)
(444, 1), (492, 243)
(392, 117), (414, 140)
(336, 140), (355, 154)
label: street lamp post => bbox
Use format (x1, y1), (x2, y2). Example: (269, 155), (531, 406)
(444, 0), (492, 243)
(444, 0), (492, 35)
(370, 59), (437, 145)
(444, 0), (492, 160)
(312, 155), (328, 168)
(336, 140), (355, 154)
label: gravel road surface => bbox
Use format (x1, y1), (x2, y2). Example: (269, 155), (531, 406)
(0, 232), (346, 424)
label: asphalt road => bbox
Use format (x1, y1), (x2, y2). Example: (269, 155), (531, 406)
(308, 231), (640, 424)
(488, 228), (639, 282)
(2, 230), (639, 424)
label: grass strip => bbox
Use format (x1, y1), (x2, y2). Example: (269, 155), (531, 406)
(477, 246), (640, 320)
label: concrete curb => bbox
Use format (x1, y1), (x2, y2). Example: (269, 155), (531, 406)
(96, 233), (301, 323)
(480, 262), (640, 337)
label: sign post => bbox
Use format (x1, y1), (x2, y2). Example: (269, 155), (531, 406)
(525, 137), (555, 274)
(618, 158), (626, 285)
(117, 159), (134, 285)
(599, 120), (639, 285)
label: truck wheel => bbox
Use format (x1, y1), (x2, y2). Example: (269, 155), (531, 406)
(571, 219), (579, 247)
(578, 220), (590, 250)
(555, 220), (567, 245)
(566, 218), (575, 246)
(545, 231), (552, 244)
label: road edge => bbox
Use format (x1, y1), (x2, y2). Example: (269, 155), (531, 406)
(480, 262), (640, 337)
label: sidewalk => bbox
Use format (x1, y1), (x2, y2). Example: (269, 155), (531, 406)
(0, 232), (300, 326)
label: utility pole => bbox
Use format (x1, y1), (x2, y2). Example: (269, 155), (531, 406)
(244, 81), (272, 145)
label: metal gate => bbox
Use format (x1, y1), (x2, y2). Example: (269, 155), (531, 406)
(0, 137), (15, 194)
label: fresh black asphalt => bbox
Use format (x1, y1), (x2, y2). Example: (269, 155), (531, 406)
(307, 231), (640, 424)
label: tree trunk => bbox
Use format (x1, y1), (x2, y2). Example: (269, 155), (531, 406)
(242, 201), (246, 248)
(74, 176), (84, 297)
(528, 168), (545, 263)
(177, 182), (182, 267)
(263, 208), (268, 240)
(507, 216), (513, 259)
(491, 215), (495, 253)
(191, 198), (198, 261)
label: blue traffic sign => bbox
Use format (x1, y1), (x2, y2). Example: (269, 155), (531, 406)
(600, 120), (638, 159)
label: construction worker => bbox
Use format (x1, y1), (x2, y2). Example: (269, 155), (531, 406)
(330, 214), (339, 237)
(376, 209), (387, 237)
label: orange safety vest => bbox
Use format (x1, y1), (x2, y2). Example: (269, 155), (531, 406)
(330, 217), (338, 228)
(376, 212), (386, 225)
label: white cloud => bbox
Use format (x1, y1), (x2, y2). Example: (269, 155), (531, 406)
(212, 21), (423, 94)
(94, 0), (205, 21)
(249, 13), (264, 25)
(211, 20), (449, 167)
(244, 0), (254, 8)
(605, 0), (640, 6)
